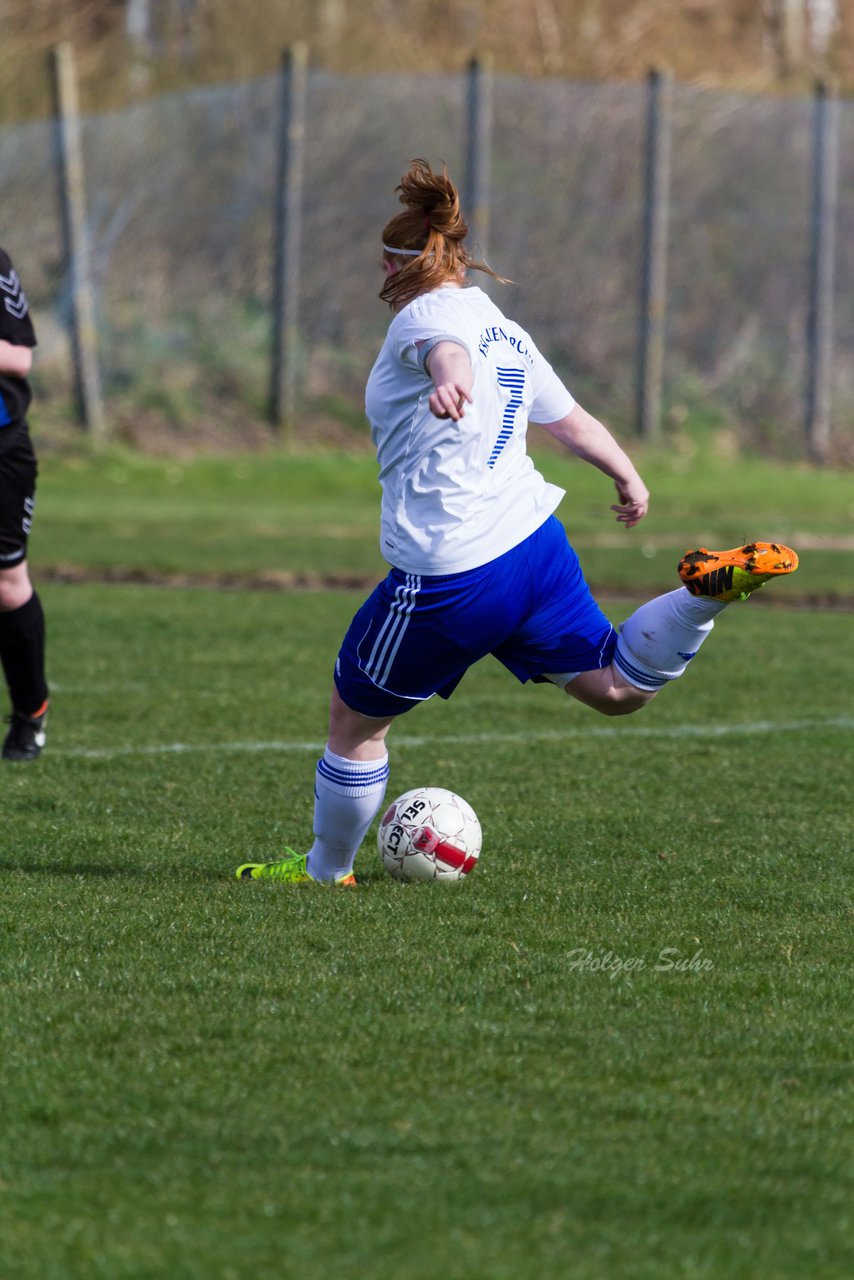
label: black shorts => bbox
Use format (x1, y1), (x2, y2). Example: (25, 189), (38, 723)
(0, 426), (38, 569)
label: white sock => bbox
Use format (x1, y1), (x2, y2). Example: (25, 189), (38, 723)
(614, 588), (727, 691)
(306, 747), (390, 882)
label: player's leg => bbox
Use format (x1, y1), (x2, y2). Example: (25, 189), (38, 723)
(238, 566), (452, 886)
(559, 542), (798, 714)
(0, 563), (50, 762)
(236, 688), (395, 885)
(556, 663), (657, 715)
(327, 684), (395, 759)
(0, 431), (49, 761)
(303, 687), (395, 882)
(0, 560), (33, 611)
(237, 555), (519, 886)
(298, 561), (515, 883)
(557, 588), (721, 713)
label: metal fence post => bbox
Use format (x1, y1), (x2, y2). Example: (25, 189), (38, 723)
(465, 55), (493, 263)
(270, 43), (308, 439)
(805, 79), (839, 464)
(51, 42), (105, 441)
(637, 67), (672, 441)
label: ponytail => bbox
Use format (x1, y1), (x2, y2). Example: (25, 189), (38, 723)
(379, 158), (508, 309)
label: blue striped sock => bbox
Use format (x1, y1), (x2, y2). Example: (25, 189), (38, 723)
(614, 588), (725, 691)
(306, 747), (390, 882)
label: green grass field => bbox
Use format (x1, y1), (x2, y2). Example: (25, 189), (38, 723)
(1, 446), (852, 1279)
(31, 443), (853, 595)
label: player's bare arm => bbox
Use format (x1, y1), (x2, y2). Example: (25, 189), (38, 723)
(0, 339), (33, 379)
(538, 402), (649, 527)
(424, 341), (473, 420)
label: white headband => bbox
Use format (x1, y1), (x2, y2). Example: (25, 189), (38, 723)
(382, 243), (423, 256)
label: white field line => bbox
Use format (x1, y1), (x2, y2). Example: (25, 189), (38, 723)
(55, 716), (854, 760)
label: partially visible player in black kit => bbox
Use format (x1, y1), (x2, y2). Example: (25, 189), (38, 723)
(0, 245), (49, 761)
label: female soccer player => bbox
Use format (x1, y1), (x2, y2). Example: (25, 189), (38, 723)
(237, 160), (796, 884)
(0, 245), (49, 762)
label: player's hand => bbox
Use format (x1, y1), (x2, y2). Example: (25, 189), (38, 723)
(429, 382), (472, 420)
(611, 474), (649, 527)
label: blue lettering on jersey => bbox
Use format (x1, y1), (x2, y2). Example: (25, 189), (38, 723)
(477, 325), (533, 364)
(488, 368), (526, 468)
(0, 393), (11, 427)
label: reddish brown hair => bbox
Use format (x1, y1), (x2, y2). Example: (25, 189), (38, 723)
(379, 158), (508, 309)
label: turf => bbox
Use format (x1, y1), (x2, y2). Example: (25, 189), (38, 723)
(1, 579), (851, 1279)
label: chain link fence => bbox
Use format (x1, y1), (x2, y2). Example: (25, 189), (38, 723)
(1, 60), (851, 459)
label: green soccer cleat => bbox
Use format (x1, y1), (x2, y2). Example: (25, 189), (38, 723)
(678, 541), (799, 602)
(236, 847), (357, 886)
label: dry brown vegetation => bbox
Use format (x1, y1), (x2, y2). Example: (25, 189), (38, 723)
(1, 0), (851, 120)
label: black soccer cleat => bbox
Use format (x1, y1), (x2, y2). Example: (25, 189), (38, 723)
(2, 704), (48, 762)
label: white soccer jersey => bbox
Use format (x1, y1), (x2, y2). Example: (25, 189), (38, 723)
(365, 285), (575, 575)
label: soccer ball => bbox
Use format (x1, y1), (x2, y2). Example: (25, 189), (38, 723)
(378, 787), (482, 882)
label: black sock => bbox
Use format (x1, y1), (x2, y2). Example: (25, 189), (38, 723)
(0, 592), (49, 716)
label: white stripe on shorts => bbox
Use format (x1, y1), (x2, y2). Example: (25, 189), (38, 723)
(363, 577), (410, 679)
(363, 574), (421, 688)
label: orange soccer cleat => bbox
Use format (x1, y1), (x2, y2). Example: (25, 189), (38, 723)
(678, 541), (799, 602)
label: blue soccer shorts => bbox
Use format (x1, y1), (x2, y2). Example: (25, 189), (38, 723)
(334, 515), (617, 718)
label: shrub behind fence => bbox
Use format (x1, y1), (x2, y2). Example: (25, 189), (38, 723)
(1, 51), (850, 460)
